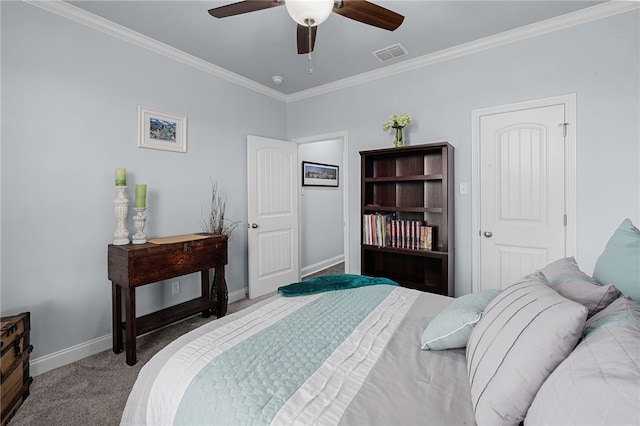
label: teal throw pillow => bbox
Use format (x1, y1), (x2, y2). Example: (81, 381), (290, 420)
(421, 289), (500, 350)
(593, 219), (640, 303)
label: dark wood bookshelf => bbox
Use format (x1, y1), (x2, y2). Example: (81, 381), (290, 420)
(360, 142), (454, 296)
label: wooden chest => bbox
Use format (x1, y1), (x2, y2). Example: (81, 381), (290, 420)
(1, 313), (33, 426)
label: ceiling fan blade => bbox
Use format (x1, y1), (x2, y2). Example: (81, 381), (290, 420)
(333, 0), (404, 31)
(297, 24), (318, 54)
(208, 0), (283, 18)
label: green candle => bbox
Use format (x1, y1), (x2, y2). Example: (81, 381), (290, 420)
(115, 168), (126, 186)
(134, 184), (147, 208)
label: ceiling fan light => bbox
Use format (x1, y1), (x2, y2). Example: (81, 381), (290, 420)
(285, 0), (333, 27)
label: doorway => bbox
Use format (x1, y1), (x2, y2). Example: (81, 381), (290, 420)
(471, 95), (577, 291)
(246, 132), (349, 299)
(293, 132), (349, 279)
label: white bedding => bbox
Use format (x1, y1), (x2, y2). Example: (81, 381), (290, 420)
(121, 285), (475, 425)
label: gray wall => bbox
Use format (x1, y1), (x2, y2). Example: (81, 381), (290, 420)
(287, 10), (640, 296)
(1, 2), (286, 359)
(299, 139), (344, 272)
(1, 2), (638, 365)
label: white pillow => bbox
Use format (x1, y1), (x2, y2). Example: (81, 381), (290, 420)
(466, 272), (588, 426)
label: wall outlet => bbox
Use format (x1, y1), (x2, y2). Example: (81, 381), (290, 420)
(171, 281), (180, 295)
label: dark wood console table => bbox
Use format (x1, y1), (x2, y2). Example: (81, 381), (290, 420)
(108, 234), (228, 365)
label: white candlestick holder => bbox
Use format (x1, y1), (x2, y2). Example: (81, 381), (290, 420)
(132, 208), (148, 244)
(113, 186), (130, 245)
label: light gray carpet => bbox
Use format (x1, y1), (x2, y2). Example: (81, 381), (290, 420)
(9, 263), (343, 426)
(8, 294), (270, 426)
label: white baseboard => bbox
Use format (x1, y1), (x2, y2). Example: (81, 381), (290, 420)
(30, 279), (328, 376)
(228, 287), (247, 304)
(31, 287), (249, 377)
(31, 334), (113, 377)
(301, 255), (345, 278)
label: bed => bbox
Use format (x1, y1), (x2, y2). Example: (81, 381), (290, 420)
(121, 282), (475, 425)
(122, 219), (640, 426)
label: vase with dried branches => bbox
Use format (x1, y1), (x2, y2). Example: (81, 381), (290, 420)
(200, 180), (239, 237)
(200, 180), (239, 316)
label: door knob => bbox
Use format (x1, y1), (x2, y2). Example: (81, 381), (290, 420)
(483, 231), (493, 238)
(251, 223), (259, 229)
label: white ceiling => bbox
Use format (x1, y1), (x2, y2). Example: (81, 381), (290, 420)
(63, 1), (606, 95)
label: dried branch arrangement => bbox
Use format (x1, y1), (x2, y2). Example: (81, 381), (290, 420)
(201, 180), (239, 236)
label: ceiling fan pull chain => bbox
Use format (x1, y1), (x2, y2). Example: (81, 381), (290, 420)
(308, 23), (313, 74)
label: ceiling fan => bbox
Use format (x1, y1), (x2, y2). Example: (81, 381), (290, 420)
(208, 0), (405, 54)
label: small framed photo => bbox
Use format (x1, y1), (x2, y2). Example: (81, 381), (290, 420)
(302, 161), (339, 187)
(137, 106), (187, 153)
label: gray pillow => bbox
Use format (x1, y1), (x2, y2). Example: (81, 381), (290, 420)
(525, 297), (640, 425)
(466, 272), (588, 426)
(540, 256), (621, 317)
(582, 295), (640, 339)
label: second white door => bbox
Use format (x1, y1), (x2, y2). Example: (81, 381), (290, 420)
(476, 102), (569, 290)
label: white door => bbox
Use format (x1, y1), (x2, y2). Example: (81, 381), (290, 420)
(475, 100), (573, 291)
(247, 135), (299, 299)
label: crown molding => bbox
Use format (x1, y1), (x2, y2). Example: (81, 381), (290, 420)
(25, 0), (639, 104)
(24, 0), (288, 102)
(286, 1), (640, 102)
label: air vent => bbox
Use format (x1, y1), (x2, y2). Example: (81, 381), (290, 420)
(372, 43), (408, 62)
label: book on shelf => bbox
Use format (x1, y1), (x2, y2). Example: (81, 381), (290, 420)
(362, 213), (394, 247)
(363, 215), (434, 251)
(420, 225), (433, 250)
(391, 220), (428, 249)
